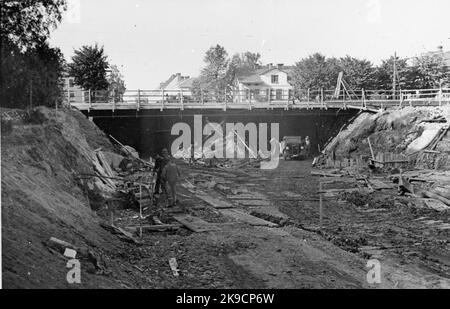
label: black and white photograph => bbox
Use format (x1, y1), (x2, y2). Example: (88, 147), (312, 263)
(1, 0), (450, 293)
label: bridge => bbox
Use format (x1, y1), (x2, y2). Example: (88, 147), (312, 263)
(67, 88), (450, 113)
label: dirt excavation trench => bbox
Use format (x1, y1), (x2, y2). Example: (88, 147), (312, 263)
(2, 106), (450, 289)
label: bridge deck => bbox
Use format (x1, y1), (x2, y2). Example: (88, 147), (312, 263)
(70, 99), (447, 112)
(67, 88), (450, 112)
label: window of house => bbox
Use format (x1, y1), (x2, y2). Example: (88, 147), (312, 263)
(69, 79), (75, 87)
(276, 89), (283, 100)
(69, 91), (75, 98)
(271, 75), (279, 84)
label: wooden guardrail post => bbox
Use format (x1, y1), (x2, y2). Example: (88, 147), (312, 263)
(320, 88), (324, 109)
(137, 89), (141, 111)
(88, 89), (92, 110)
(307, 88), (310, 109)
(399, 89), (403, 108)
(161, 90), (165, 110)
(180, 89), (184, 110)
(224, 89), (227, 111)
(362, 88), (366, 109)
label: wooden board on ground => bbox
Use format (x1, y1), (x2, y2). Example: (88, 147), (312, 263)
(422, 199), (450, 211)
(218, 209), (278, 227)
(172, 214), (220, 232)
(226, 194), (265, 200)
(196, 194), (234, 209)
(311, 170), (343, 177)
(126, 224), (181, 232)
(234, 199), (272, 207)
(367, 179), (393, 190)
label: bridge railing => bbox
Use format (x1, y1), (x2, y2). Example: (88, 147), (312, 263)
(64, 88), (450, 110)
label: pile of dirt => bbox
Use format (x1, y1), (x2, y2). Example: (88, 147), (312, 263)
(0, 107), (144, 288)
(323, 106), (450, 170)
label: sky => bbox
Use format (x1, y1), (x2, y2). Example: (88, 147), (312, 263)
(49, 0), (450, 90)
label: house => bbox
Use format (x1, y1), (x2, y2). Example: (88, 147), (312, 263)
(158, 73), (196, 102)
(233, 63), (294, 103)
(60, 73), (86, 104)
(159, 73), (195, 92)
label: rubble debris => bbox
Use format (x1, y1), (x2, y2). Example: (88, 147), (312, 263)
(169, 258), (180, 277)
(422, 199), (450, 212)
(398, 175), (414, 195)
(100, 221), (141, 244)
(47, 237), (81, 255)
(102, 151), (126, 169)
(421, 190), (450, 207)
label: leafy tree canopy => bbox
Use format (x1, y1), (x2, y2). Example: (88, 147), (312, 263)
(0, 0), (67, 49)
(68, 44), (110, 91)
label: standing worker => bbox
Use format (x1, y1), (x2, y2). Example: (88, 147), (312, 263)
(305, 136), (311, 158)
(161, 158), (181, 206)
(153, 148), (170, 196)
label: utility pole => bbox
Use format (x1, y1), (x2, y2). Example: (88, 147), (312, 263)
(393, 52), (397, 99)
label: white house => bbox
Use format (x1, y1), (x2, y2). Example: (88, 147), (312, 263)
(61, 73), (86, 104)
(158, 73), (196, 102)
(234, 63), (294, 103)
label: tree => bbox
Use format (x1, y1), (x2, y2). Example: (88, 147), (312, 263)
(337, 56), (375, 90)
(68, 44), (109, 95)
(372, 55), (409, 90)
(107, 64), (126, 102)
(291, 53), (340, 91)
(226, 52), (262, 82)
(0, 0), (67, 49)
(1, 39), (65, 108)
(0, 0), (67, 107)
(199, 44), (229, 93)
(409, 54), (449, 89)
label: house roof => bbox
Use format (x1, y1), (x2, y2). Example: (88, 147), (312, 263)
(159, 73), (194, 90)
(236, 64), (294, 84)
(179, 77), (196, 89)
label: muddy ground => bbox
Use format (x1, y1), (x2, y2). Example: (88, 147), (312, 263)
(2, 107), (449, 289)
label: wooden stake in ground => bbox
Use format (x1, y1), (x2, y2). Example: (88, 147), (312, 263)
(139, 184), (143, 238)
(367, 137), (375, 160)
(319, 182), (323, 232)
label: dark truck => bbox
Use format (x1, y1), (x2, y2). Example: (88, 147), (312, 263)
(282, 136), (307, 160)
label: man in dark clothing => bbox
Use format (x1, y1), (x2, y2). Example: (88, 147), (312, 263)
(153, 148), (170, 195)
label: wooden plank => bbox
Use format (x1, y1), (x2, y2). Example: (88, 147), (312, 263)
(234, 199), (272, 207)
(196, 194), (234, 209)
(367, 179), (393, 190)
(311, 171), (343, 177)
(422, 199), (450, 212)
(172, 214), (220, 232)
(422, 191), (450, 206)
(218, 209), (278, 227)
(126, 224), (181, 232)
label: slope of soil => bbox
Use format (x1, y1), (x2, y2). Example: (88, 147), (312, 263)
(0, 107), (270, 289)
(325, 106), (450, 169)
